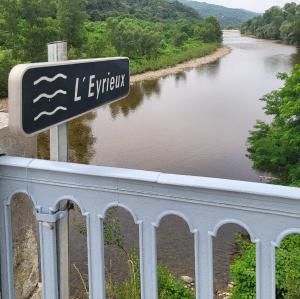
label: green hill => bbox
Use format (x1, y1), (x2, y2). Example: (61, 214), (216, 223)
(87, 0), (201, 21)
(179, 0), (260, 27)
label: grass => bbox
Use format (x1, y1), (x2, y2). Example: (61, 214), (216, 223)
(130, 42), (220, 74)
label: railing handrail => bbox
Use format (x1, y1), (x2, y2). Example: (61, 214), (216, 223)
(1, 156), (300, 200)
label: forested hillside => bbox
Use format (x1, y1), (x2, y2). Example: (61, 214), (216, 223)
(87, 0), (200, 21)
(0, 0), (223, 98)
(179, 0), (259, 28)
(241, 2), (300, 45)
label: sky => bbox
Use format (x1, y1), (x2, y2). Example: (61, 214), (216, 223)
(196, 0), (300, 12)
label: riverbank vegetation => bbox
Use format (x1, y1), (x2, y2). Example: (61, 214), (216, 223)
(230, 65), (300, 297)
(230, 234), (300, 298)
(0, 0), (222, 98)
(241, 2), (300, 45)
(248, 65), (300, 187)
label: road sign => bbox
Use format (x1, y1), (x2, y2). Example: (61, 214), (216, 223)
(9, 57), (130, 135)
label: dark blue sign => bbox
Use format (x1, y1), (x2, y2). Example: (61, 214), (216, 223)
(9, 58), (130, 135)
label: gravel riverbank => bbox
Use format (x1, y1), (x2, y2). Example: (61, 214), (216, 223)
(131, 46), (232, 83)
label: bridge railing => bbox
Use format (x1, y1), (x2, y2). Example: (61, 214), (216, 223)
(1, 156), (300, 299)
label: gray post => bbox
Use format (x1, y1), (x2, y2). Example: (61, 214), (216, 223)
(48, 41), (70, 299)
(48, 41), (68, 162)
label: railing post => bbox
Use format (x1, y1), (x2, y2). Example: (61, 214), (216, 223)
(256, 240), (276, 299)
(139, 221), (158, 299)
(194, 229), (214, 299)
(0, 202), (15, 299)
(38, 220), (59, 299)
(87, 214), (106, 299)
(36, 210), (67, 299)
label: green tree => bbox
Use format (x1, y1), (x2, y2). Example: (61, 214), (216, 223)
(0, 50), (21, 97)
(194, 16), (222, 43)
(57, 0), (87, 49)
(247, 65), (300, 186)
(1, 0), (59, 61)
(107, 18), (161, 58)
(242, 3), (300, 46)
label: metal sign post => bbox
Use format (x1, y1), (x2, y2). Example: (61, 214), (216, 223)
(48, 41), (69, 299)
(48, 41), (68, 162)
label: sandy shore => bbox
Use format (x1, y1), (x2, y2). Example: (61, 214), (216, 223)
(131, 46), (231, 83)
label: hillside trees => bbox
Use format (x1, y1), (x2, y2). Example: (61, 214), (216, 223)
(86, 0), (200, 21)
(57, 0), (87, 49)
(194, 16), (222, 43)
(107, 18), (161, 58)
(0, 0), (223, 98)
(241, 2), (300, 45)
(0, 0), (59, 61)
(0, 0), (87, 96)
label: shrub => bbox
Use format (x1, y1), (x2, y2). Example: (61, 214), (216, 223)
(230, 234), (300, 298)
(108, 251), (195, 299)
(0, 50), (21, 98)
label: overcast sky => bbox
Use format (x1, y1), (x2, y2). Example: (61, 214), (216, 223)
(197, 0), (300, 12)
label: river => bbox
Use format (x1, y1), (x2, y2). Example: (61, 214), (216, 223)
(64, 31), (300, 296)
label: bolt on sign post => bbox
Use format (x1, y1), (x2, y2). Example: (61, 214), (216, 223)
(8, 42), (130, 299)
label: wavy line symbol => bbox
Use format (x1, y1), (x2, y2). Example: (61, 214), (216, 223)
(34, 74), (67, 85)
(34, 106), (67, 121)
(33, 90), (67, 103)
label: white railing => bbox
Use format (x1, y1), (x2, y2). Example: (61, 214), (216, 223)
(1, 156), (300, 299)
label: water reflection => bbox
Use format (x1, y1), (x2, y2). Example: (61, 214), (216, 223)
(109, 80), (161, 118)
(197, 59), (221, 77)
(291, 48), (300, 65)
(264, 53), (297, 73)
(37, 113), (96, 164)
(175, 72), (187, 84)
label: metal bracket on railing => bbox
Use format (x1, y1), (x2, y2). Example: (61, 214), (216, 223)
(35, 209), (68, 223)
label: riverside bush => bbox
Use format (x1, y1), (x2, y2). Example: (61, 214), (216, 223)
(230, 234), (300, 298)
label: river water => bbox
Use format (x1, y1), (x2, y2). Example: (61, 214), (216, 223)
(63, 31), (300, 296)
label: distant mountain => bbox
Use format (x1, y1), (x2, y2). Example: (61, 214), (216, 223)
(179, 0), (260, 27)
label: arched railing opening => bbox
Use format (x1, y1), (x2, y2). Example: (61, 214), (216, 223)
(213, 222), (256, 298)
(156, 214), (195, 299)
(104, 206), (140, 299)
(69, 202), (89, 299)
(11, 193), (41, 299)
